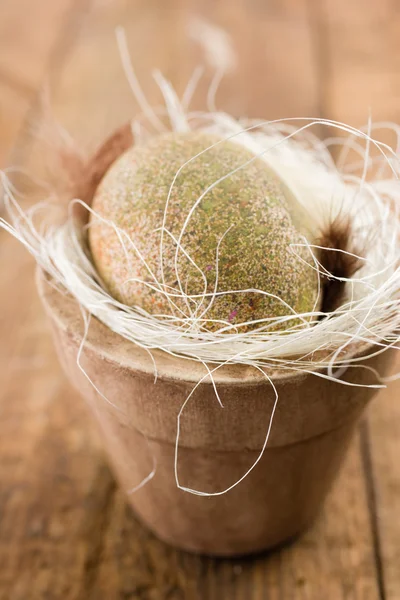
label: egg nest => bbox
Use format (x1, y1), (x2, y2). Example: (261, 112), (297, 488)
(2, 107), (400, 379)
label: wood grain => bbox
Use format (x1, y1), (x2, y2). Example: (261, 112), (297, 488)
(0, 0), (399, 598)
(0, 81), (30, 167)
(367, 374), (400, 600)
(317, 0), (400, 126)
(0, 0), (76, 92)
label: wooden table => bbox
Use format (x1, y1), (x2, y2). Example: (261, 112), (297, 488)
(1, 1), (400, 598)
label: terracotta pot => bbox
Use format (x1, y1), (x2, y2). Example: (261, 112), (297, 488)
(36, 124), (395, 555)
(38, 269), (394, 556)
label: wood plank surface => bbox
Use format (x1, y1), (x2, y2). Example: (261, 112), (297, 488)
(0, 81), (30, 167)
(367, 377), (400, 600)
(316, 0), (400, 138)
(0, 0), (76, 92)
(0, 1), (399, 599)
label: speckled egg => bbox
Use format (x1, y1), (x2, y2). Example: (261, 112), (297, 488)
(88, 131), (319, 332)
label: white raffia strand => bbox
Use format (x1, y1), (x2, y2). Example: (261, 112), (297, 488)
(2, 72), (400, 496)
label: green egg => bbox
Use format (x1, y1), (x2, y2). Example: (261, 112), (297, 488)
(89, 131), (319, 332)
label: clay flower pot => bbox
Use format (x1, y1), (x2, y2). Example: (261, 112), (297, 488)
(38, 269), (394, 556)
(36, 124), (395, 556)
